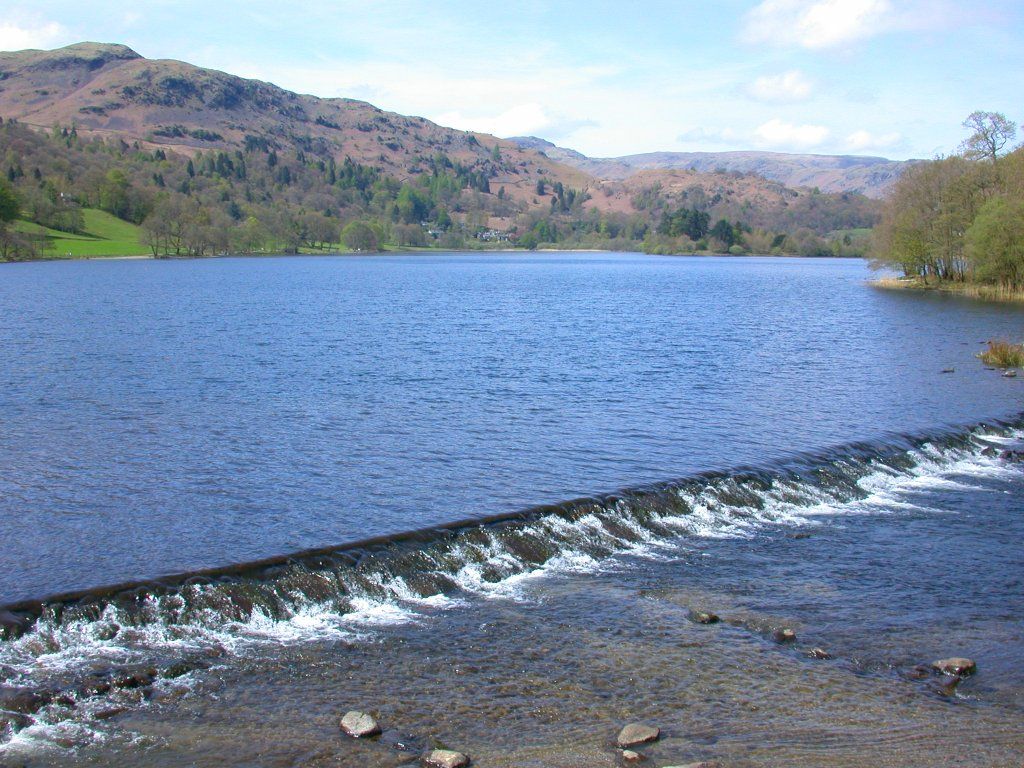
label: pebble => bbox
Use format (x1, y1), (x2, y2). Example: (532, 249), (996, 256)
(617, 722), (661, 748)
(340, 710), (382, 738)
(423, 748), (470, 768)
(621, 749), (645, 762)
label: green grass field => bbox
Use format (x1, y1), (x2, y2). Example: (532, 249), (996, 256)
(14, 209), (147, 258)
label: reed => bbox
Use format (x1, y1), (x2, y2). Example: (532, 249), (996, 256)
(871, 278), (1024, 303)
(978, 340), (1024, 368)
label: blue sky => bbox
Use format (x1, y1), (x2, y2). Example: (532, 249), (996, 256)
(1, 0), (1021, 160)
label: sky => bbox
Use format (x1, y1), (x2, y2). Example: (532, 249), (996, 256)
(1, 0), (1022, 160)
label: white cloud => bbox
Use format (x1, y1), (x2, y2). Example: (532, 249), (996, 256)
(845, 129), (903, 151)
(754, 119), (830, 149)
(748, 70), (814, 102)
(0, 20), (69, 52)
(741, 0), (894, 49)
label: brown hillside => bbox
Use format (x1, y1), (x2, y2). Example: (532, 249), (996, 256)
(0, 42), (590, 207)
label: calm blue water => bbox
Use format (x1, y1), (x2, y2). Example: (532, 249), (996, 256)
(0, 253), (1022, 603)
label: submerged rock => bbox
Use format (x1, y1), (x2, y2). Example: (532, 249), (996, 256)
(380, 729), (426, 753)
(932, 657), (977, 677)
(806, 647), (832, 660)
(664, 762), (721, 768)
(340, 710), (382, 738)
(930, 674), (962, 696)
(0, 709), (33, 732)
(772, 628), (797, 644)
(616, 722), (661, 748)
(0, 610), (29, 640)
(904, 664), (933, 681)
(110, 665), (158, 690)
(0, 686), (50, 715)
(1002, 370), (1017, 378)
(999, 450), (1024, 462)
(621, 749), (645, 762)
(688, 610), (720, 625)
(423, 748), (470, 768)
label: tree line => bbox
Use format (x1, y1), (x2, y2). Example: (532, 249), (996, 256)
(0, 114), (882, 260)
(872, 111), (1023, 288)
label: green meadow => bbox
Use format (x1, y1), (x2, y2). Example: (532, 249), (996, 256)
(14, 209), (147, 259)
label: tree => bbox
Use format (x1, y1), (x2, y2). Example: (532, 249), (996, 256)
(342, 221), (379, 251)
(0, 179), (19, 225)
(960, 111), (1017, 163)
(710, 219), (736, 248)
(965, 195), (1024, 287)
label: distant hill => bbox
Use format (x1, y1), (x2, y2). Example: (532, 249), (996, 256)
(509, 137), (912, 199)
(0, 42), (591, 205)
(0, 43), (881, 260)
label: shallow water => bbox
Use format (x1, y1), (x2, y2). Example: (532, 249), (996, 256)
(1, 253), (1023, 766)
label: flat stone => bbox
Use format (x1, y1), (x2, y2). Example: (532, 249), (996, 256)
(340, 710), (382, 738)
(621, 750), (645, 763)
(423, 749), (470, 768)
(616, 722), (661, 748)
(932, 657), (976, 677)
(772, 627), (797, 643)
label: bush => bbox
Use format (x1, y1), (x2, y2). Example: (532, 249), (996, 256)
(978, 340), (1024, 368)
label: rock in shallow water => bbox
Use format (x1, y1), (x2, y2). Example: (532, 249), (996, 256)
(616, 722), (661, 748)
(621, 749), (645, 762)
(772, 628), (797, 643)
(807, 647), (832, 659)
(932, 657), (977, 676)
(423, 748), (470, 767)
(688, 610), (720, 625)
(340, 710), (382, 738)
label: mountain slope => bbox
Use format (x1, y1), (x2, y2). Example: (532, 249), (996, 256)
(510, 137), (912, 198)
(0, 43), (881, 261)
(0, 43), (590, 204)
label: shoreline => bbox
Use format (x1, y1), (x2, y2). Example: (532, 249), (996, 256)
(2, 247), (865, 265)
(871, 276), (1024, 304)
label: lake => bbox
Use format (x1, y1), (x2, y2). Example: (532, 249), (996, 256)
(0, 253), (1022, 766)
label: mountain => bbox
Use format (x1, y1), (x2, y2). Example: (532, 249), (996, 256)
(0, 42), (590, 205)
(509, 137), (911, 199)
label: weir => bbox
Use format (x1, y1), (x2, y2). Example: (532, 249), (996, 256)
(1, 415), (1021, 747)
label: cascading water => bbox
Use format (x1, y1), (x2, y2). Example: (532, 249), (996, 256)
(2, 416), (1021, 750)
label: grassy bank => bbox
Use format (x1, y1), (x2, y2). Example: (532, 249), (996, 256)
(872, 277), (1024, 303)
(13, 209), (147, 258)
